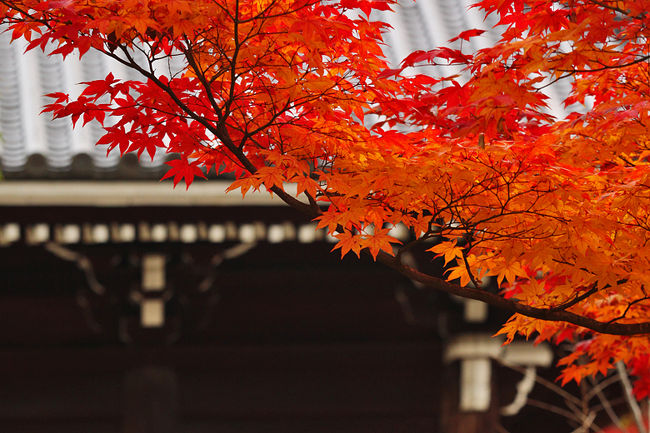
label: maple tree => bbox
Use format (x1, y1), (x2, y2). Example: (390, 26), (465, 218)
(3, 0), (650, 396)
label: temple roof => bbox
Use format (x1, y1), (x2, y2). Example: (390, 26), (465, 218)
(0, 1), (571, 178)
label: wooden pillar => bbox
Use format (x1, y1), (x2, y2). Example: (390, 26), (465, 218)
(440, 360), (500, 433)
(123, 366), (178, 433)
(441, 335), (503, 433)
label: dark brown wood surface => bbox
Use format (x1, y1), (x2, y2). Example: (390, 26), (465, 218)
(0, 205), (572, 433)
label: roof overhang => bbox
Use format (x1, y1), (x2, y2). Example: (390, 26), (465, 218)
(0, 180), (298, 207)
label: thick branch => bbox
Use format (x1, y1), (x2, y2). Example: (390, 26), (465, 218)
(375, 251), (650, 336)
(258, 182), (650, 335)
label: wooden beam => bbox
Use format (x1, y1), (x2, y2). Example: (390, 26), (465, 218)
(0, 181), (302, 207)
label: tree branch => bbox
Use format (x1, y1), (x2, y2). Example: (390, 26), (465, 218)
(375, 251), (650, 336)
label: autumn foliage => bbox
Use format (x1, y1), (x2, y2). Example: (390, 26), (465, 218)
(3, 0), (650, 396)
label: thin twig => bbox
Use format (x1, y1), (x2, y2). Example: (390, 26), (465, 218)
(617, 361), (647, 433)
(587, 375), (624, 430)
(496, 358), (583, 408)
